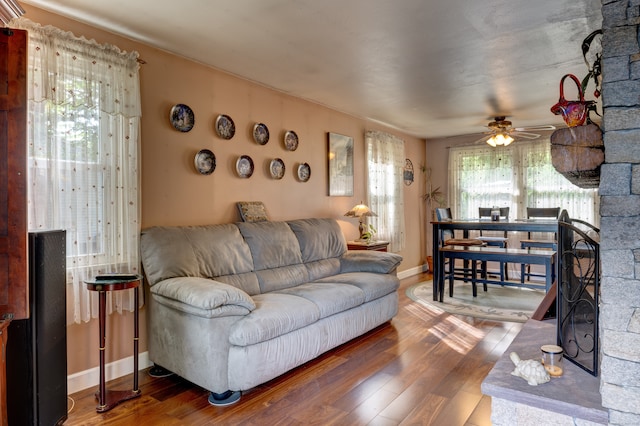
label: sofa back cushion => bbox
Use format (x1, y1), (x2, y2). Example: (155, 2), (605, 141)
(236, 221), (307, 293)
(236, 221), (303, 269)
(141, 218), (348, 295)
(140, 224), (257, 291)
(286, 218), (347, 262)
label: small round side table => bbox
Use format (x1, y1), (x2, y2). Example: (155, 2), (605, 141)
(84, 274), (142, 413)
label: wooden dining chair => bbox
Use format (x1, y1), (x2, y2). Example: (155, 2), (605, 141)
(435, 207), (485, 291)
(478, 207), (510, 281)
(520, 207), (561, 283)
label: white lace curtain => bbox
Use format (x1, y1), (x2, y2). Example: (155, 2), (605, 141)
(448, 140), (599, 224)
(12, 18), (142, 324)
(365, 130), (406, 252)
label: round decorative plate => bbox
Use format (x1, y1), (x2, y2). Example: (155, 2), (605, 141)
(236, 155), (254, 178)
(297, 162), (311, 182)
(404, 158), (414, 186)
(215, 114), (236, 139)
(194, 149), (216, 175)
(170, 104), (194, 132)
(270, 158), (285, 179)
(284, 130), (299, 151)
(253, 123), (270, 145)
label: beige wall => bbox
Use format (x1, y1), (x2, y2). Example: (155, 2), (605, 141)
(22, 6), (427, 378)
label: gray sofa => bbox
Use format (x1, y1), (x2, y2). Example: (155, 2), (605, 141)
(140, 218), (402, 404)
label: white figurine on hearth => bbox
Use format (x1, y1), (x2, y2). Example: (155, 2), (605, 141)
(509, 352), (550, 386)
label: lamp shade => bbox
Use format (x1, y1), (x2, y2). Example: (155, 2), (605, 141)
(344, 202), (376, 218)
(345, 202), (377, 241)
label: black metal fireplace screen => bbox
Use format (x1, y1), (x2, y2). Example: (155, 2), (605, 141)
(557, 218), (600, 376)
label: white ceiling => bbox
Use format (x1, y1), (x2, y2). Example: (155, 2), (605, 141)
(20, 0), (603, 139)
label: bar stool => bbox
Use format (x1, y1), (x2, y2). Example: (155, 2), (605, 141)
(520, 207), (560, 283)
(435, 207), (485, 295)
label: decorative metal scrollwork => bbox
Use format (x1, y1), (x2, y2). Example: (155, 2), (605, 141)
(557, 219), (600, 376)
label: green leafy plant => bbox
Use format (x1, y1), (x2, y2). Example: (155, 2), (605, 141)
(420, 165), (445, 261)
(420, 166), (445, 209)
(361, 224), (377, 242)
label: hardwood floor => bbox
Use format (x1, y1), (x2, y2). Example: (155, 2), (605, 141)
(65, 272), (523, 425)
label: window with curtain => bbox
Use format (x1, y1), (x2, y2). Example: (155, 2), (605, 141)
(13, 18), (142, 324)
(448, 140), (599, 225)
(365, 130), (405, 252)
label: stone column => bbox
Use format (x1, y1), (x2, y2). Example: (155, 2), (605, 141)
(600, 0), (640, 424)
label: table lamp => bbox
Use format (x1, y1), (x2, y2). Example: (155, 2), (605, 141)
(344, 201), (377, 241)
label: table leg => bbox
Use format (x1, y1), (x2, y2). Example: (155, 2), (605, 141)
(133, 285), (139, 393)
(546, 258), (552, 293)
(438, 250), (446, 303)
(432, 223), (441, 301)
(97, 291), (107, 411)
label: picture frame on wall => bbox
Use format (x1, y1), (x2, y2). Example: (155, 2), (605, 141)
(327, 132), (354, 196)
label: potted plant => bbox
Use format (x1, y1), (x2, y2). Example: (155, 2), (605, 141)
(361, 224), (377, 242)
(420, 166), (445, 272)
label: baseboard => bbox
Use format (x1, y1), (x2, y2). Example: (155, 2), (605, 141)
(398, 264), (427, 280)
(67, 351), (153, 395)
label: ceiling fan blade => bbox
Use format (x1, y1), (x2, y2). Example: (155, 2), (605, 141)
(473, 134), (492, 144)
(513, 131), (542, 140)
(514, 125), (556, 132)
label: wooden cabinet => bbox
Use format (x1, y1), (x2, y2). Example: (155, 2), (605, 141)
(347, 241), (389, 252)
(0, 27), (28, 321)
(0, 28), (27, 426)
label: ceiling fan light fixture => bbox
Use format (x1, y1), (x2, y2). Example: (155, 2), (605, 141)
(487, 132), (514, 147)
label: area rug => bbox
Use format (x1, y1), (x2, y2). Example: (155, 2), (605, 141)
(406, 281), (545, 323)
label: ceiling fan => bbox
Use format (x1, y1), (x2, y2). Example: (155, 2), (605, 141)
(475, 116), (556, 147)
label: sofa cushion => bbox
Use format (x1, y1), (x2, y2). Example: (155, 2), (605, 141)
(237, 221), (303, 270)
(274, 282), (365, 318)
(255, 264), (310, 293)
(287, 218), (347, 263)
(150, 277), (256, 318)
(340, 251), (402, 274)
(313, 272), (400, 302)
(229, 293), (320, 346)
(304, 258), (342, 281)
(214, 272), (261, 296)
(141, 224), (254, 286)
(236, 201), (268, 222)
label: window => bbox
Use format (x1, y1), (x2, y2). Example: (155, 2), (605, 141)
(16, 18), (142, 324)
(449, 140), (599, 225)
(365, 130), (405, 252)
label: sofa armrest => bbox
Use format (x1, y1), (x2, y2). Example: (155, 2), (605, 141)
(150, 277), (256, 318)
(340, 251), (403, 274)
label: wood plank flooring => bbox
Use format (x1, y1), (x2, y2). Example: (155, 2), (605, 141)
(64, 272), (523, 425)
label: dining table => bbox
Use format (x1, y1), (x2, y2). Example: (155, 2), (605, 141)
(431, 218), (559, 301)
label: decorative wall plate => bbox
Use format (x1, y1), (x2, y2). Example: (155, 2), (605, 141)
(236, 155), (254, 178)
(270, 158), (285, 179)
(215, 114), (236, 139)
(284, 130), (299, 151)
(404, 158), (414, 186)
(253, 123), (270, 145)
(194, 149), (216, 175)
(297, 162), (311, 182)
(170, 104), (194, 132)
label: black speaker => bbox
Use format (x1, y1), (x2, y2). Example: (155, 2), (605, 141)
(7, 230), (67, 426)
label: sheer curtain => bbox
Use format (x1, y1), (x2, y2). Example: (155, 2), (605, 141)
(449, 139), (599, 224)
(365, 130), (405, 252)
(12, 18), (142, 324)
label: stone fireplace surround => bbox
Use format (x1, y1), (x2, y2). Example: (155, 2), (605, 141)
(482, 2), (640, 424)
(482, 320), (607, 425)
